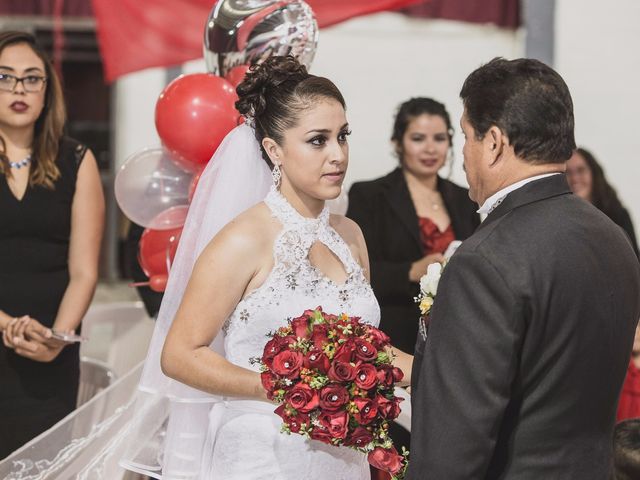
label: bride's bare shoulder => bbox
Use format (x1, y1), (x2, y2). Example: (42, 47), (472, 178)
(203, 202), (278, 257)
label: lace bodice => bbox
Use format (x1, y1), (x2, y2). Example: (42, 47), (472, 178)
(223, 187), (380, 369)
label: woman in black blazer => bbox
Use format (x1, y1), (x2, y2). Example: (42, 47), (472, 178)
(347, 98), (480, 355)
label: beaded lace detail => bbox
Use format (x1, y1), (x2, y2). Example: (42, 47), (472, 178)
(223, 187), (380, 369)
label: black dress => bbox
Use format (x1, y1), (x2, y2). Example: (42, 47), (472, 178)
(0, 138), (87, 459)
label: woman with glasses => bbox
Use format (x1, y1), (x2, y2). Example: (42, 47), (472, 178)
(566, 147), (638, 257)
(0, 31), (104, 458)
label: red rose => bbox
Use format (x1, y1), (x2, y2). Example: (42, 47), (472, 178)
(260, 371), (277, 399)
(392, 366), (404, 383)
(284, 383), (319, 413)
(319, 384), (350, 412)
(376, 395), (403, 420)
(310, 324), (329, 349)
(367, 446), (404, 475)
(376, 365), (395, 387)
(328, 360), (357, 382)
(354, 363), (378, 390)
(262, 335), (296, 368)
(354, 338), (377, 361)
(304, 347), (331, 374)
(368, 327), (391, 349)
(271, 350), (304, 379)
(333, 339), (356, 363)
(291, 315), (311, 339)
(323, 313), (339, 323)
(309, 424), (333, 444)
(274, 405), (310, 434)
(318, 410), (349, 440)
(344, 426), (373, 448)
(353, 397), (378, 425)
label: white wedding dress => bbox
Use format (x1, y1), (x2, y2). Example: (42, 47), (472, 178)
(198, 187), (381, 480)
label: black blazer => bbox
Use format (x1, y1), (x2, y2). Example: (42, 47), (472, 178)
(606, 204), (639, 258)
(408, 175), (640, 479)
(346, 168), (480, 354)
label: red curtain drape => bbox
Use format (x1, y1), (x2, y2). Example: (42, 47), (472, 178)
(2, 1), (520, 81)
(0, 0), (93, 16)
(91, 0), (427, 82)
(403, 0), (520, 29)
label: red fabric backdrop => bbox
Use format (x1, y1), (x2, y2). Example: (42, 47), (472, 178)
(90, 0), (427, 81)
(0, 1), (520, 81)
(403, 0), (519, 29)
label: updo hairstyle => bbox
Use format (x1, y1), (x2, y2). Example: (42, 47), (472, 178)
(235, 55), (346, 167)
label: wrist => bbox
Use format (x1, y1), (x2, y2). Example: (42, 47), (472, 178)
(0, 312), (14, 331)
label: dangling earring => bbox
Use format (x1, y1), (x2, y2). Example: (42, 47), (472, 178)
(272, 163), (282, 188)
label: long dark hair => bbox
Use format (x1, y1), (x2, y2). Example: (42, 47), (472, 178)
(576, 147), (625, 218)
(0, 31), (66, 189)
(391, 97), (453, 161)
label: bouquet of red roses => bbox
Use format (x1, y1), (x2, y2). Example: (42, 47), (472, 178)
(253, 307), (409, 478)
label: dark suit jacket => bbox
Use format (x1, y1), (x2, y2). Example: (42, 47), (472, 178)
(606, 204), (639, 258)
(347, 168), (480, 354)
(408, 175), (640, 480)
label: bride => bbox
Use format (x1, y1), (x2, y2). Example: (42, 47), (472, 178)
(122, 56), (413, 480)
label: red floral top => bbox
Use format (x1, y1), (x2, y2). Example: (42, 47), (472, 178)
(617, 359), (640, 422)
(418, 217), (455, 255)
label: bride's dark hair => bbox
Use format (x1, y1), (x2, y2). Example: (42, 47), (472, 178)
(236, 55), (346, 167)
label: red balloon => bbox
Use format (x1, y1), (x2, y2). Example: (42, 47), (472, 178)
(225, 65), (250, 88)
(156, 73), (238, 171)
(188, 167), (205, 203)
(149, 274), (168, 292)
(138, 226), (182, 277)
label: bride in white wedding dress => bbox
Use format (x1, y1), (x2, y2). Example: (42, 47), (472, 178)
(119, 56), (413, 480)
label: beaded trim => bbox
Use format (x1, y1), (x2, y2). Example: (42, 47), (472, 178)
(9, 155), (31, 169)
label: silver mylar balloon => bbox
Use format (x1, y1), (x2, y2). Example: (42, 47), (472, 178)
(203, 0), (318, 76)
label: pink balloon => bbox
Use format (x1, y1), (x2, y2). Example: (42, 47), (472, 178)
(149, 205), (189, 230)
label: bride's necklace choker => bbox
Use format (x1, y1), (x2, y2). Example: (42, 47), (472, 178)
(9, 154), (31, 169)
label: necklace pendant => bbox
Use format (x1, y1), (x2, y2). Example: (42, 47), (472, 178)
(9, 155), (31, 169)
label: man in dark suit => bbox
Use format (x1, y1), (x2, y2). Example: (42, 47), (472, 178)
(407, 58), (640, 479)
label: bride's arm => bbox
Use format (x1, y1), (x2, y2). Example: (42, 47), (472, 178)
(161, 216), (269, 401)
(338, 215), (414, 386)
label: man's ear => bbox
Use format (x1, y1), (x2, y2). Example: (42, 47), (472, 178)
(261, 137), (281, 165)
(486, 126), (506, 167)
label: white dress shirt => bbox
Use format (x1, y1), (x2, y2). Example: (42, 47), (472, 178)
(477, 173), (562, 215)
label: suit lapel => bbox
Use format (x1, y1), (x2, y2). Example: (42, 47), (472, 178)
(383, 168), (422, 247)
(478, 174), (572, 232)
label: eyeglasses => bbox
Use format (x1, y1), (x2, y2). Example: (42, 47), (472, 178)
(0, 73), (47, 93)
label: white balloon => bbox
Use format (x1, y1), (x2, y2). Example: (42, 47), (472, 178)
(115, 148), (192, 229)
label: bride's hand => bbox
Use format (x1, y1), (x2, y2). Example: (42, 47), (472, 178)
(386, 345), (413, 387)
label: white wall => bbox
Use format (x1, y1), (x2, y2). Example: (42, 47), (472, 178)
(114, 6), (640, 240)
(312, 13), (522, 188)
(555, 0), (640, 235)
(113, 68), (165, 169)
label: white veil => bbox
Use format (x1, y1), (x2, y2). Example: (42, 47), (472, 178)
(118, 122), (272, 479)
